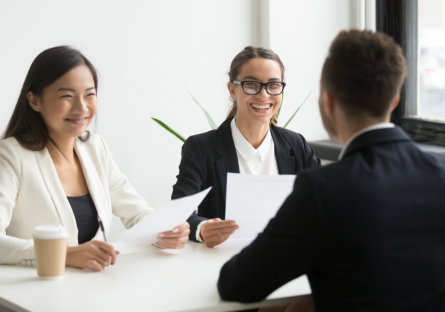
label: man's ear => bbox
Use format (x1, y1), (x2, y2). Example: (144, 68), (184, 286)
(227, 82), (236, 102)
(27, 91), (41, 112)
(389, 94), (400, 112)
(322, 90), (336, 118)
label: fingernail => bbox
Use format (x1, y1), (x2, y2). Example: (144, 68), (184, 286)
(158, 238), (163, 242)
(158, 233), (165, 237)
(173, 228), (179, 233)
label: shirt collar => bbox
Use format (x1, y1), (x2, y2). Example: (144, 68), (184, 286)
(338, 122), (395, 160)
(230, 117), (273, 162)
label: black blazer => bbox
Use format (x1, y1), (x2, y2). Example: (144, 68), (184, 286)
(218, 127), (445, 312)
(171, 118), (321, 241)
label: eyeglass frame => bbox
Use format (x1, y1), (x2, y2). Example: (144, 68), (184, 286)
(232, 80), (286, 96)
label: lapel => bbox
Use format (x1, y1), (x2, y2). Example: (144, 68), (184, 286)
(342, 126), (412, 159)
(74, 139), (109, 231)
(215, 118), (240, 202)
(270, 125), (296, 174)
(35, 147), (79, 246)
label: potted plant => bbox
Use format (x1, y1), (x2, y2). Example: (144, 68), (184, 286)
(152, 88), (313, 143)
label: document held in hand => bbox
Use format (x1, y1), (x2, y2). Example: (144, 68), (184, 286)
(109, 187), (212, 245)
(225, 173), (297, 241)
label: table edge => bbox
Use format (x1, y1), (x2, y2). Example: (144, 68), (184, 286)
(179, 294), (313, 312)
(0, 296), (30, 312)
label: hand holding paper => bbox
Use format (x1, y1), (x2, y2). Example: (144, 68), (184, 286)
(157, 221), (190, 249)
(200, 218), (239, 248)
(109, 187), (212, 245)
(225, 173), (296, 241)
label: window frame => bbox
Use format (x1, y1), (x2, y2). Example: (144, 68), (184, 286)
(376, 0), (445, 146)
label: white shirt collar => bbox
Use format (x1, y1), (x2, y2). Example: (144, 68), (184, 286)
(230, 118), (273, 162)
(338, 122), (395, 160)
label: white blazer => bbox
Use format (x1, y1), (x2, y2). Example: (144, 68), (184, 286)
(0, 133), (153, 265)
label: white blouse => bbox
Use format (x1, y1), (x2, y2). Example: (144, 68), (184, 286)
(230, 117), (279, 175)
(195, 118), (279, 241)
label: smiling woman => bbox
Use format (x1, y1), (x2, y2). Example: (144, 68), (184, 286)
(0, 46), (191, 270)
(28, 66), (98, 157)
(172, 46), (321, 250)
(226, 46), (285, 129)
(4, 47), (98, 152)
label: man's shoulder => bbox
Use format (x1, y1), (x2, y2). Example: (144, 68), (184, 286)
(304, 141), (445, 186)
(422, 150), (445, 166)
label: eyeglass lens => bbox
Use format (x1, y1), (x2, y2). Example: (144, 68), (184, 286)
(243, 82), (283, 95)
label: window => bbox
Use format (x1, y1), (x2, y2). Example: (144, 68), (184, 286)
(419, 0), (445, 121)
(377, 0), (445, 146)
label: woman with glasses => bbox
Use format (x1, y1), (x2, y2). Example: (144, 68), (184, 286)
(0, 46), (190, 269)
(172, 46), (320, 248)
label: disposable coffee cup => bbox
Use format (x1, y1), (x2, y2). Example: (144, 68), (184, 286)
(32, 225), (68, 280)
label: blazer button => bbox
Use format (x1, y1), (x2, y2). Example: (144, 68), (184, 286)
(21, 260), (27, 266)
(31, 260), (36, 266)
(26, 260), (32, 266)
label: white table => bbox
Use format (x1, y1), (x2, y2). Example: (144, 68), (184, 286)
(0, 241), (311, 312)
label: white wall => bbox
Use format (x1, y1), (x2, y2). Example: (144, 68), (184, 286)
(0, 0), (352, 237)
(268, 0), (353, 140)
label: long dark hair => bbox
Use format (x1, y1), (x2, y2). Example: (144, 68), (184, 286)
(2, 46), (98, 151)
(226, 46), (285, 126)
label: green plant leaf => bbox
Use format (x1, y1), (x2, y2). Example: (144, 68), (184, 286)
(276, 90), (284, 120)
(187, 88), (217, 130)
(151, 118), (186, 142)
(283, 90), (314, 129)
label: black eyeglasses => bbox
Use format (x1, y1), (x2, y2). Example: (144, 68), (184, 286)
(232, 80), (286, 96)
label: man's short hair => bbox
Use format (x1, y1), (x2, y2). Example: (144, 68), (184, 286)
(321, 30), (407, 117)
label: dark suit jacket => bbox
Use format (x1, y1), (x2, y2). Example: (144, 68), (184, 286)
(218, 127), (445, 312)
(171, 118), (321, 241)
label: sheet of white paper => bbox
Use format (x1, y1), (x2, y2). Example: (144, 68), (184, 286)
(109, 187), (212, 245)
(225, 173), (296, 241)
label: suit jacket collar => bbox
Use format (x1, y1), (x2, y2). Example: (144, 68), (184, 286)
(215, 118), (296, 204)
(35, 139), (106, 245)
(74, 139), (108, 231)
(35, 147), (79, 246)
(270, 124), (296, 174)
(338, 123), (394, 160)
(215, 118), (240, 202)
(342, 126), (412, 159)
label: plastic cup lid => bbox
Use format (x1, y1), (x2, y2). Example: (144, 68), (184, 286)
(32, 225), (69, 240)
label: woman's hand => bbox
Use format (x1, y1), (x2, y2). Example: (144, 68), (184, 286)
(66, 240), (119, 271)
(157, 222), (190, 249)
(200, 218), (239, 248)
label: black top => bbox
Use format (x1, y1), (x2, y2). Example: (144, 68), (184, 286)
(67, 194), (99, 244)
(172, 117), (321, 241)
(218, 127), (445, 312)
